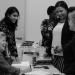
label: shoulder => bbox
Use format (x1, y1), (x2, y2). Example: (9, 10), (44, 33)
(41, 19), (49, 27)
(42, 19), (48, 24)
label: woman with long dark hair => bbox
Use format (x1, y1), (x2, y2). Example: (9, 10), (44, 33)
(0, 6), (20, 75)
(0, 6), (20, 62)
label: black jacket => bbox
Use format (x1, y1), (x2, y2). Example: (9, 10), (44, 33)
(50, 19), (75, 74)
(61, 20), (75, 75)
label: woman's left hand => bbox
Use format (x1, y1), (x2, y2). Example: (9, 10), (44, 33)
(54, 46), (63, 53)
(57, 46), (62, 51)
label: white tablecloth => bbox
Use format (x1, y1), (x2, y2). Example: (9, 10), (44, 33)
(25, 65), (61, 75)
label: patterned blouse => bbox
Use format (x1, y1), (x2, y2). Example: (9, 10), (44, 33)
(41, 19), (57, 47)
(0, 19), (18, 57)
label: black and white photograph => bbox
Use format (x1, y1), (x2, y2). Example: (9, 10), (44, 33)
(0, 0), (75, 75)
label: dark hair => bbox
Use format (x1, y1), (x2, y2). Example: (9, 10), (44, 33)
(5, 6), (19, 17)
(68, 7), (75, 13)
(55, 1), (68, 11)
(4, 7), (19, 31)
(47, 6), (55, 15)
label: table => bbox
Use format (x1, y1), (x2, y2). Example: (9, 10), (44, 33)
(17, 46), (46, 62)
(15, 46), (62, 75)
(25, 65), (61, 75)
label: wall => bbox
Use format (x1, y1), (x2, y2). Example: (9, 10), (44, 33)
(0, 0), (75, 42)
(0, 0), (25, 42)
(25, 0), (75, 41)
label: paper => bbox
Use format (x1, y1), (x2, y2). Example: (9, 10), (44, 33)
(25, 69), (51, 75)
(12, 61), (30, 70)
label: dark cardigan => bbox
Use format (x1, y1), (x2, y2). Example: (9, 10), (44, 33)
(61, 20), (75, 75)
(51, 19), (75, 74)
(0, 18), (18, 57)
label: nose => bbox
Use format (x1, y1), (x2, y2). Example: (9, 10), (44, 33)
(58, 13), (62, 17)
(57, 12), (62, 17)
(14, 16), (18, 20)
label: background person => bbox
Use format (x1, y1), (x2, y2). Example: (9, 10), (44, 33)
(41, 6), (58, 57)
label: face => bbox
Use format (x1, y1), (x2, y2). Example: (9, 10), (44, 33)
(8, 12), (19, 23)
(0, 32), (6, 52)
(55, 7), (67, 22)
(68, 11), (75, 31)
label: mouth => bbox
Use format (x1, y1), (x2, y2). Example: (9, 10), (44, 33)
(12, 20), (16, 23)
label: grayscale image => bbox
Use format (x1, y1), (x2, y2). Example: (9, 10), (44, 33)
(0, 0), (75, 75)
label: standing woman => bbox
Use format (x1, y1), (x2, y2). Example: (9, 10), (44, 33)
(63, 7), (75, 75)
(41, 6), (58, 57)
(0, 7), (20, 62)
(51, 1), (68, 73)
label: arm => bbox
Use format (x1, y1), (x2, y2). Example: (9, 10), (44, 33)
(0, 52), (20, 74)
(41, 20), (47, 37)
(7, 32), (18, 57)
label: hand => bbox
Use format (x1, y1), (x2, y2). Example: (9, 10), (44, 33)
(11, 56), (17, 63)
(10, 67), (20, 75)
(56, 46), (62, 51)
(54, 46), (62, 53)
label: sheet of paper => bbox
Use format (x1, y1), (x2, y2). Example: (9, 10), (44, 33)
(25, 69), (51, 75)
(25, 65), (61, 75)
(12, 61), (30, 70)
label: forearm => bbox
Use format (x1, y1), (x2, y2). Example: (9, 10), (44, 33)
(0, 53), (20, 74)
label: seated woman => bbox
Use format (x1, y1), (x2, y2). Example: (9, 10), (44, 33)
(0, 31), (20, 75)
